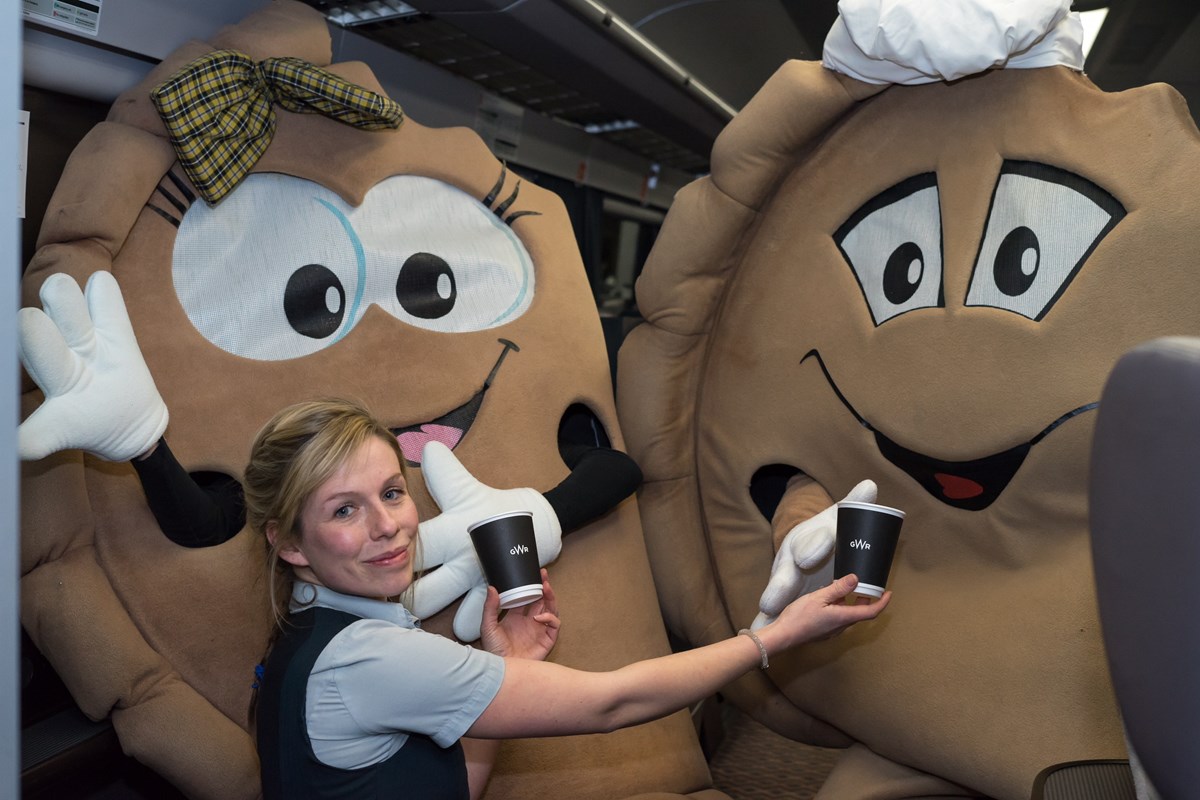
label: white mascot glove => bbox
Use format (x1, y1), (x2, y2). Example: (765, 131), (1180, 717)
(751, 479), (877, 630)
(411, 441), (562, 642)
(18, 272), (169, 462)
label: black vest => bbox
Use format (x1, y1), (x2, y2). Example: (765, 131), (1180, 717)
(257, 607), (470, 800)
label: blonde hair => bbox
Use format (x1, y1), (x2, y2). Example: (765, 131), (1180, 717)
(243, 397), (417, 628)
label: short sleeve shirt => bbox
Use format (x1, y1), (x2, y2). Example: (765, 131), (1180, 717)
(291, 581), (505, 769)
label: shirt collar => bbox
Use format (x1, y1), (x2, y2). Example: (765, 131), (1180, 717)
(291, 580), (421, 629)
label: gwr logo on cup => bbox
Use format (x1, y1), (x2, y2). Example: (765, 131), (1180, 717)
(834, 501), (904, 599)
(468, 511), (543, 609)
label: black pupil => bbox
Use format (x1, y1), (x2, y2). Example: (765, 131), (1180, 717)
(284, 264), (345, 339)
(883, 241), (924, 305)
(397, 253), (456, 319)
(994, 226), (1039, 297)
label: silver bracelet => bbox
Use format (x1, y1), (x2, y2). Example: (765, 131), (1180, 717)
(738, 628), (769, 670)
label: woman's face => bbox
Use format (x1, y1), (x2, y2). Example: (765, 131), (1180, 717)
(281, 436), (419, 599)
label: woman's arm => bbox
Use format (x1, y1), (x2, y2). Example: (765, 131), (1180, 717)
(463, 570), (561, 798)
(466, 574), (887, 739)
(461, 738), (499, 800)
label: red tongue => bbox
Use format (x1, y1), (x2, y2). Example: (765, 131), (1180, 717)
(396, 424), (465, 464)
(934, 473), (984, 499)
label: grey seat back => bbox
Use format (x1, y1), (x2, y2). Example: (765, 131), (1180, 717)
(1090, 336), (1200, 800)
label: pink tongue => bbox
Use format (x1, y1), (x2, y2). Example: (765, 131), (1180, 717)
(396, 424), (465, 464)
(934, 472), (984, 500)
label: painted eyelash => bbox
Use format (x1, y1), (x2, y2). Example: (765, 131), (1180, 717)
(482, 162), (542, 226)
(145, 170), (196, 228)
(148, 167), (540, 228)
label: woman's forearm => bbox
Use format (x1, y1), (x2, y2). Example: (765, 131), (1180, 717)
(461, 737), (499, 800)
(467, 633), (763, 739)
(583, 634), (766, 731)
(466, 575), (887, 740)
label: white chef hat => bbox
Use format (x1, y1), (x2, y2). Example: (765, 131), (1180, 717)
(823, 0), (1085, 85)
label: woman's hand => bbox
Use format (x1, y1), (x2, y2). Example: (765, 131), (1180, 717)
(480, 569), (560, 661)
(760, 574), (891, 654)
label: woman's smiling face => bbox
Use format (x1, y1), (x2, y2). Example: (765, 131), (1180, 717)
(281, 435), (419, 599)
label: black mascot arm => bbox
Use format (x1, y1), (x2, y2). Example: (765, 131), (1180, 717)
(131, 438), (245, 548)
(543, 443), (643, 533)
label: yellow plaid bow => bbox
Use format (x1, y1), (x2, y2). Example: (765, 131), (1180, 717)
(151, 49), (404, 205)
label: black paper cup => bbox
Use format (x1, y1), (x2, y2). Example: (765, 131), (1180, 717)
(834, 501), (904, 599)
(468, 511), (542, 609)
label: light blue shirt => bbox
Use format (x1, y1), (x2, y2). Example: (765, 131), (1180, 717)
(291, 581), (505, 769)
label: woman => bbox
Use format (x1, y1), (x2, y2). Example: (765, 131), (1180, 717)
(245, 398), (890, 800)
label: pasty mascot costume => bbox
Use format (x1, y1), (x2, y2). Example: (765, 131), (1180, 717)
(18, 2), (725, 798)
(617, 0), (1200, 797)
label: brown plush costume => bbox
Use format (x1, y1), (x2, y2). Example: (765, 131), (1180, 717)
(20, 2), (723, 798)
(618, 53), (1200, 800)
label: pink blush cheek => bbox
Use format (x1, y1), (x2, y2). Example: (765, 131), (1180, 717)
(304, 524), (368, 564)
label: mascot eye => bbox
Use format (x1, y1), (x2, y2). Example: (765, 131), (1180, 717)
(992, 226), (1039, 297)
(356, 175), (534, 334)
(173, 174), (535, 360)
(285, 264), (346, 338)
(397, 252), (457, 319)
(835, 173), (943, 325)
(965, 161), (1125, 320)
(173, 174), (363, 361)
(883, 241), (925, 305)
